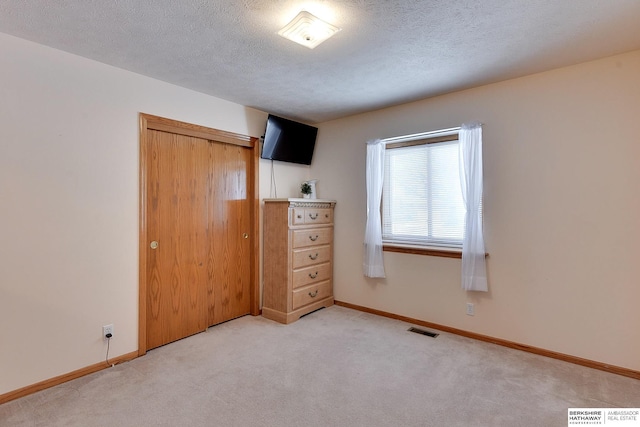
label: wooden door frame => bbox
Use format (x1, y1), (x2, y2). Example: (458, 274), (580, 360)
(138, 113), (260, 356)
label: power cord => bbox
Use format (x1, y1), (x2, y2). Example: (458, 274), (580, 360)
(105, 333), (113, 367)
(270, 159), (278, 198)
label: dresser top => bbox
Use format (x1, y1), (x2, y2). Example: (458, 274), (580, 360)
(264, 198), (336, 207)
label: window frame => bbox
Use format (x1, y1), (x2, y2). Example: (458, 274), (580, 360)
(381, 128), (464, 258)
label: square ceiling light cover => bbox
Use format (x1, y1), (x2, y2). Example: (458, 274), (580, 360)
(278, 11), (341, 49)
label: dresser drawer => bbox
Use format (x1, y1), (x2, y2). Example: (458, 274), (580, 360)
(304, 208), (332, 224)
(292, 228), (333, 248)
(292, 280), (332, 310)
(291, 208), (333, 226)
(292, 208), (305, 225)
(292, 262), (332, 289)
(292, 245), (331, 269)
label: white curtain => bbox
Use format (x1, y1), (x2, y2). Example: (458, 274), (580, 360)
(459, 123), (488, 291)
(363, 139), (386, 278)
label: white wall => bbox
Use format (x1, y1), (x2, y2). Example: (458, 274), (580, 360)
(313, 50), (640, 372)
(259, 159), (312, 200)
(0, 32), (309, 395)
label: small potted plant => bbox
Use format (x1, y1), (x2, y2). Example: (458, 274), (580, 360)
(300, 182), (312, 199)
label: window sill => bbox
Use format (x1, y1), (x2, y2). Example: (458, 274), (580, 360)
(383, 244), (490, 259)
(383, 244), (462, 259)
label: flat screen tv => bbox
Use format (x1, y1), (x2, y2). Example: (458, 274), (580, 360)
(261, 114), (318, 165)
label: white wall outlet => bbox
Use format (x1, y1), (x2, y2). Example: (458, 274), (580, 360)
(103, 324), (114, 340)
(466, 303), (475, 316)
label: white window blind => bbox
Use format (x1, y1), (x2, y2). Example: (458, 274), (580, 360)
(383, 139), (466, 248)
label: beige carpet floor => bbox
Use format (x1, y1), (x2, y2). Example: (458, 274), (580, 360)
(1, 305), (639, 426)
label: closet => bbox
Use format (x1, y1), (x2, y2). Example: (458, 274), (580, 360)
(139, 114), (259, 352)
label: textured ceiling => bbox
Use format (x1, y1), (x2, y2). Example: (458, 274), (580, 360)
(1, 1), (640, 124)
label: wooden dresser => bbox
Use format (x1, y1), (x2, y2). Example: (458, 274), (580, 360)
(262, 198), (336, 324)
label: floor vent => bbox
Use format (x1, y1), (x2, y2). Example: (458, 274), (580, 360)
(407, 327), (439, 338)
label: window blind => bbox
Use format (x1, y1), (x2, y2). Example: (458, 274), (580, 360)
(382, 140), (465, 248)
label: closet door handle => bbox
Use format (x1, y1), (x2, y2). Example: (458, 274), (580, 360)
(309, 253), (319, 260)
(309, 235), (319, 241)
(308, 290), (318, 298)
(309, 272), (318, 279)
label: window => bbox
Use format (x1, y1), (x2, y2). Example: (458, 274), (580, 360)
(382, 130), (469, 253)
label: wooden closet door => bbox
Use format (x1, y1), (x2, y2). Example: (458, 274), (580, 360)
(208, 142), (252, 325)
(140, 113), (258, 354)
(146, 130), (209, 350)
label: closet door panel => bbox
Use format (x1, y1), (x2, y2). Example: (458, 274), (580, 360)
(208, 142), (252, 326)
(146, 130), (209, 350)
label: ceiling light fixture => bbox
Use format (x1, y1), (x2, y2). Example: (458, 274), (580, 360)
(278, 11), (341, 49)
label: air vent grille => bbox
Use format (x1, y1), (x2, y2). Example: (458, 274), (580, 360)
(407, 327), (439, 338)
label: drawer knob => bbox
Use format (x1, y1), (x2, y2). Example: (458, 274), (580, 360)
(309, 213), (319, 220)
(325, 214), (329, 218)
(297, 215), (302, 219)
(309, 253), (319, 260)
(309, 235), (319, 241)
(309, 290), (319, 298)
(309, 272), (318, 279)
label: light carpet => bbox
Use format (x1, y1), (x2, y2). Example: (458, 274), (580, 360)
(1, 305), (638, 426)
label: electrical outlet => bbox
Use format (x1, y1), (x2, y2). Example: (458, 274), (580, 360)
(466, 303), (475, 316)
(103, 324), (114, 340)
